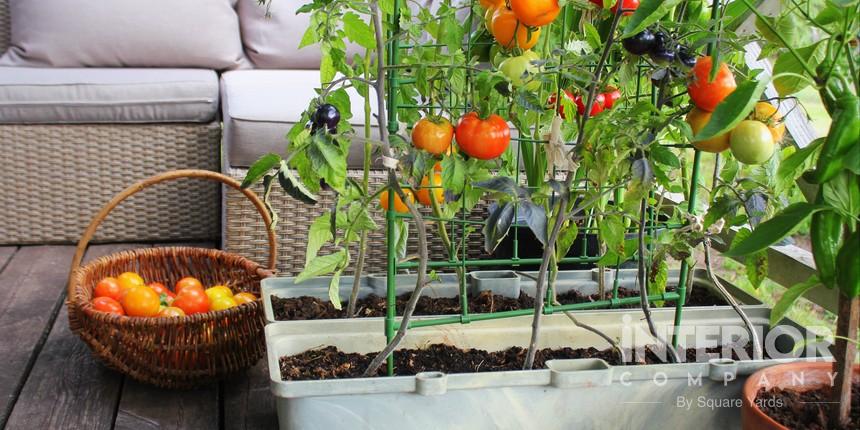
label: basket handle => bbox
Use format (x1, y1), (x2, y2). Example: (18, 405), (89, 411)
(67, 169), (277, 299)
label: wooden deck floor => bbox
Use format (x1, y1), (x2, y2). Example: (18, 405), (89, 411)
(0, 243), (277, 430)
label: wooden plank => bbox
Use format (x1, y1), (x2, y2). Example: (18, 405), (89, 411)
(223, 361), (278, 430)
(3, 244), (149, 430)
(114, 379), (220, 430)
(0, 246), (76, 428)
(113, 241), (221, 430)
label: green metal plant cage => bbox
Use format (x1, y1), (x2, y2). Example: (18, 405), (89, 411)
(381, 0), (713, 375)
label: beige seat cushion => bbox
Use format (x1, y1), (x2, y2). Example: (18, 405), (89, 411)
(0, 0), (248, 70)
(0, 68), (219, 123)
(221, 70), (379, 168)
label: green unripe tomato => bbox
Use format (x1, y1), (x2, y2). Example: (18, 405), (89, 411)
(729, 120), (775, 165)
(499, 52), (541, 91)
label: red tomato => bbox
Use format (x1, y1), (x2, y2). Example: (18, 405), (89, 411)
(574, 93), (606, 116)
(602, 87), (622, 109)
(590, 0), (639, 16)
(173, 288), (211, 315)
(147, 282), (175, 298)
(547, 90), (576, 119)
(687, 56), (737, 112)
(92, 297), (125, 316)
(94, 277), (122, 301)
(455, 112), (511, 160)
(175, 277), (204, 295)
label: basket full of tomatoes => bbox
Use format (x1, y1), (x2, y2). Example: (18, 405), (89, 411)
(67, 170), (277, 389)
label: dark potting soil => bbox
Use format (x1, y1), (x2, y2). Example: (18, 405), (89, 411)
(279, 343), (760, 381)
(270, 286), (727, 321)
(756, 382), (859, 430)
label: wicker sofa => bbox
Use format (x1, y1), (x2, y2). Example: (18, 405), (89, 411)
(0, 0), (220, 244)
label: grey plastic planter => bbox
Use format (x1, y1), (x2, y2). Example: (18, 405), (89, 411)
(266, 308), (828, 430)
(468, 270), (521, 298)
(262, 269), (764, 323)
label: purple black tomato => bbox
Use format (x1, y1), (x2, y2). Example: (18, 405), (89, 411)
(621, 28), (656, 55)
(677, 45), (697, 68)
(648, 31), (676, 63)
(311, 103), (341, 134)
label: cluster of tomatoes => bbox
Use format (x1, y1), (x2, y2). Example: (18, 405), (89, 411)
(548, 86), (622, 119)
(622, 27), (697, 68)
(90, 273), (256, 318)
(685, 57), (784, 164)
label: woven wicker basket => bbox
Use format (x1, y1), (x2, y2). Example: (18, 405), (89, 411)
(67, 170), (277, 389)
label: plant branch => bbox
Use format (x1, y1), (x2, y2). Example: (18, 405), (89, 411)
(523, 5), (626, 370)
(637, 198), (680, 363)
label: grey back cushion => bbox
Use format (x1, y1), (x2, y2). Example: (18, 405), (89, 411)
(0, 0), (248, 70)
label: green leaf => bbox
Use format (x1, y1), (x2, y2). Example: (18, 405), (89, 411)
(342, 12), (376, 50)
(599, 215), (626, 255)
(694, 78), (769, 142)
(306, 214), (334, 267)
(773, 42), (822, 96)
(389, 218), (409, 261)
(622, 0), (685, 37)
(329, 271), (343, 310)
(441, 156), (467, 194)
(520, 201), (547, 247)
(704, 195), (739, 229)
(320, 45), (335, 84)
(308, 137), (347, 192)
(278, 161), (318, 205)
(556, 222), (579, 261)
(241, 153), (281, 188)
(483, 203), (515, 254)
(261, 174), (279, 230)
(770, 275), (820, 327)
(648, 253), (668, 307)
(724, 202), (828, 256)
(650, 145), (680, 168)
(295, 248), (347, 283)
(347, 202), (378, 232)
(777, 138), (824, 184)
(823, 172), (860, 217)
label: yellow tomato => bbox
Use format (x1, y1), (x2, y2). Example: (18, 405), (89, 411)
(210, 296), (238, 311)
(233, 292), (257, 305)
(417, 173), (445, 207)
(117, 272), (145, 291)
(205, 285), (233, 301)
(751, 102), (785, 143)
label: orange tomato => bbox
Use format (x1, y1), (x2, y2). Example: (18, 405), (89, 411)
(173, 287), (211, 315)
(121, 286), (161, 317)
(751, 102), (785, 143)
(175, 277), (204, 295)
(92, 296), (125, 316)
(480, 0), (503, 9)
(379, 189), (415, 214)
(484, 6), (497, 35)
(233, 292), (257, 305)
(492, 8), (541, 50)
(412, 117), (454, 155)
(157, 306), (186, 318)
(94, 277), (122, 301)
(417, 173), (445, 207)
(510, 0), (560, 27)
(687, 56), (737, 112)
(686, 107), (730, 153)
(434, 161), (443, 172)
(117, 272), (144, 291)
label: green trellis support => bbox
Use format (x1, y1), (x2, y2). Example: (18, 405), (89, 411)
(382, 0), (710, 376)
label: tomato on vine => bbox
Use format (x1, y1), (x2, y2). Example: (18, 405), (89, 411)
(547, 90), (576, 119)
(729, 120), (775, 165)
(686, 107), (730, 153)
(574, 94), (606, 117)
(688, 56), (737, 112)
(602, 87), (621, 109)
(417, 173), (444, 207)
(491, 7), (541, 50)
(510, 0), (559, 27)
(455, 112), (511, 160)
(590, 0), (639, 16)
(380, 189), (416, 214)
(499, 51), (540, 90)
(412, 117), (454, 155)
(751, 102), (785, 142)
(622, 29), (656, 55)
(479, 0), (503, 9)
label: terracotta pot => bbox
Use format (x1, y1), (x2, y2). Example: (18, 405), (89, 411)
(741, 361), (859, 430)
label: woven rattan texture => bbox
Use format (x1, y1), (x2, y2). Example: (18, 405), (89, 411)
(0, 0), (8, 52)
(68, 247), (268, 389)
(0, 123), (221, 244)
(225, 166), (487, 276)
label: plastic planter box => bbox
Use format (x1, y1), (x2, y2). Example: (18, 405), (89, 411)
(267, 308), (827, 430)
(261, 269), (763, 323)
